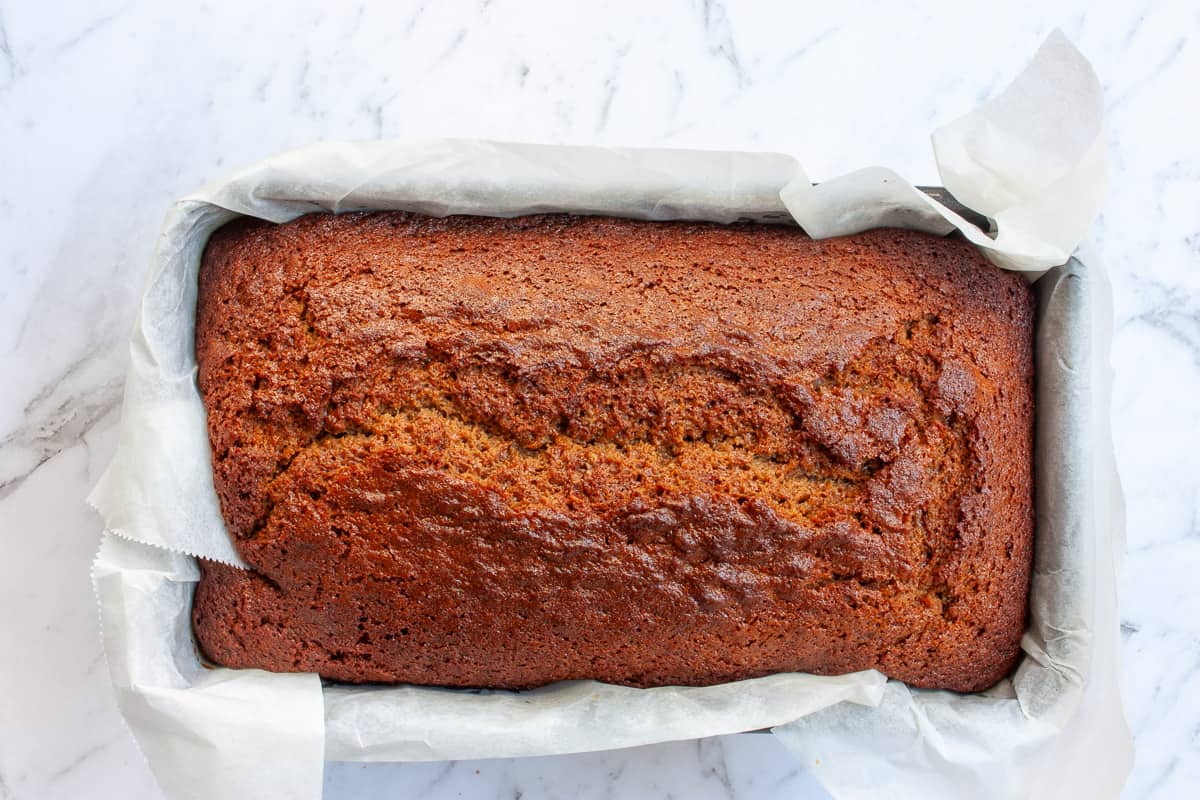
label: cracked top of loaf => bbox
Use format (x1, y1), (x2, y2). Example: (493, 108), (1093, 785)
(192, 212), (1034, 692)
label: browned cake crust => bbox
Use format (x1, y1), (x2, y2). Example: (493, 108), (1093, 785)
(192, 212), (1034, 693)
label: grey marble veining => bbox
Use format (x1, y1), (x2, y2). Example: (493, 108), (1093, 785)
(1, 1), (1196, 798)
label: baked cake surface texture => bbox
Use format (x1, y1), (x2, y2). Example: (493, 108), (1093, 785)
(192, 212), (1034, 693)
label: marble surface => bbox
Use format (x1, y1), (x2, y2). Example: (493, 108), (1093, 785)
(1, 1), (1196, 798)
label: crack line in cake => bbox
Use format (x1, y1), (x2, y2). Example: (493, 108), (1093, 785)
(211, 296), (973, 621)
(232, 320), (973, 615)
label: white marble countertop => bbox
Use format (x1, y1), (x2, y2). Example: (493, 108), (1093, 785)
(1, 1), (1196, 798)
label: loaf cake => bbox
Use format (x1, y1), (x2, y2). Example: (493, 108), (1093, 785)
(192, 212), (1034, 693)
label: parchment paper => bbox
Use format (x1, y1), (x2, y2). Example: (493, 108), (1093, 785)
(89, 31), (1131, 800)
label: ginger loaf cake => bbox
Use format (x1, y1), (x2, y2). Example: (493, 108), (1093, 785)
(191, 211), (1034, 693)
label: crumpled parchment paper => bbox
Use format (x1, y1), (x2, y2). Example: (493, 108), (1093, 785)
(89, 30), (1131, 800)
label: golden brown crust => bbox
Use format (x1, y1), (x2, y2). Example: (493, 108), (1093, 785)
(192, 212), (1034, 692)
